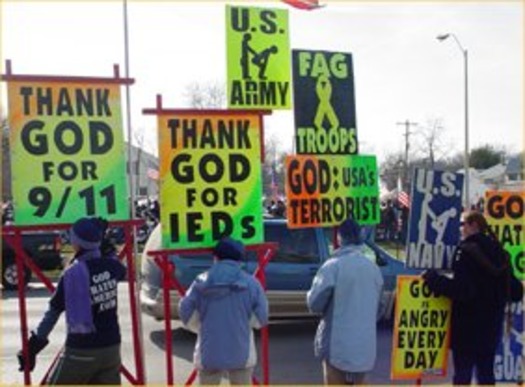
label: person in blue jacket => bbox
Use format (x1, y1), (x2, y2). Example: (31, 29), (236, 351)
(17, 217), (126, 384)
(179, 236), (269, 385)
(307, 217), (384, 385)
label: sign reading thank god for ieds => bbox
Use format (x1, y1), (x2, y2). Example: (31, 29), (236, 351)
(153, 110), (264, 249)
(4, 74), (130, 225)
(226, 5), (291, 110)
(285, 154), (379, 228)
(391, 275), (451, 381)
(292, 49), (358, 155)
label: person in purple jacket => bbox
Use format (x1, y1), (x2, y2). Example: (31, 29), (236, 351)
(17, 217), (126, 385)
(179, 237), (269, 385)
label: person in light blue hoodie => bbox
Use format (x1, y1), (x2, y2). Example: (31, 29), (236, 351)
(307, 217), (384, 385)
(179, 237), (268, 385)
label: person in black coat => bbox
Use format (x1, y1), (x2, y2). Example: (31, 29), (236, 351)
(423, 210), (521, 385)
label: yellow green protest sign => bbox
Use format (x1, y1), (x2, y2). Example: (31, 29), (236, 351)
(284, 154), (379, 228)
(226, 5), (291, 110)
(484, 191), (524, 280)
(152, 109), (264, 249)
(391, 275), (451, 381)
(5, 77), (130, 225)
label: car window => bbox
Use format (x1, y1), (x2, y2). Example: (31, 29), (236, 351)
(246, 223), (320, 264)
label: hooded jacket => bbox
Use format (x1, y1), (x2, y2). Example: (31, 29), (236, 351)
(179, 260), (268, 370)
(424, 232), (508, 354)
(306, 244), (384, 373)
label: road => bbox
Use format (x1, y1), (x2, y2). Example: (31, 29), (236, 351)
(1, 282), (452, 385)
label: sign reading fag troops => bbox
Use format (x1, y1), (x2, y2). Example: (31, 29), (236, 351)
(406, 168), (464, 269)
(292, 49), (358, 155)
(484, 190), (524, 382)
(147, 108), (265, 249)
(5, 75), (130, 225)
(226, 5), (291, 110)
(391, 276), (451, 380)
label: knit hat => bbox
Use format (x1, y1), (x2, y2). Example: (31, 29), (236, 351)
(338, 217), (363, 245)
(213, 237), (245, 261)
(70, 217), (104, 250)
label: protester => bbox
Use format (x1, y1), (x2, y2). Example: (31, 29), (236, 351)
(17, 217), (126, 384)
(179, 237), (269, 385)
(307, 217), (384, 385)
(423, 210), (523, 385)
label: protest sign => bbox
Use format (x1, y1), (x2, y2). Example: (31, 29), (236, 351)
(484, 190), (524, 382)
(285, 154), (379, 227)
(148, 109), (264, 249)
(406, 168), (463, 269)
(391, 275), (451, 380)
(226, 5), (291, 109)
(5, 75), (130, 225)
(494, 300), (524, 382)
(292, 49), (358, 155)
(484, 191), (524, 280)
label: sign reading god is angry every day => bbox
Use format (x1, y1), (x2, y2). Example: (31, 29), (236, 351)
(292, 49), (358, 155)
(285, 154), (379, 228)
(2, 66), (131, 225)
(391, 275), (451, 381)
(144, 106), (265, 249)
(226, 5), (291, 110)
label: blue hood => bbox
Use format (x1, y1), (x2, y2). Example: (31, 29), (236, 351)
(194, 260), (248, 298)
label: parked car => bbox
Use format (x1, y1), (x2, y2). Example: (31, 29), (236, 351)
(140, 218), (420, 322)
(1, 231), (65, 290)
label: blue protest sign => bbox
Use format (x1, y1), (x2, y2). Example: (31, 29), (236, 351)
(406, 168), (464, 269)
(495, 301), (524, 382)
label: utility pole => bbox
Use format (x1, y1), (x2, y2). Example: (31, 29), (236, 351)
(396, 120), (418, 190)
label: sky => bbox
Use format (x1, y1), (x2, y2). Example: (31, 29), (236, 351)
(1, 1), (523, 163)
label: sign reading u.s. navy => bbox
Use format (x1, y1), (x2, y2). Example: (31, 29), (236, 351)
(226, 5), (291, 110)
(406, 169), (463, 269)
(292, 49), (358, 155)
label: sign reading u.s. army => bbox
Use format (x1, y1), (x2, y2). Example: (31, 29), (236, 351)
(226, 5), (291, 110)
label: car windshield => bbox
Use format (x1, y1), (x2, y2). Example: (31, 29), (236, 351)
(322, 226), (406, 264)
(246, 223), (320, 264)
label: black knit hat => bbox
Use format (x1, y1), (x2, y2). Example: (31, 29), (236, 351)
(213, 237), (245, 261)
(338, 217), (363, 245)
(70, 217), (104, 250)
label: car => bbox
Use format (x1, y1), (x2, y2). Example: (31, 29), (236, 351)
(1, 230), (65, 290)
(139, 218), (420, 322)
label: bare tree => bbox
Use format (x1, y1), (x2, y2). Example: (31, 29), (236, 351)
(379, 152), (404, 191)
(183, 81), (226, 109)
(414, 117), (452, 169)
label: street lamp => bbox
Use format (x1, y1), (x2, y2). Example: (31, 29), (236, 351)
(437, 33), (470, 209)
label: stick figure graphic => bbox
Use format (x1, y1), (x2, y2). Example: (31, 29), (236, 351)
(240, 33), (257, 79)
(430, 207), (457, 242)
(252, 45), (278, 80)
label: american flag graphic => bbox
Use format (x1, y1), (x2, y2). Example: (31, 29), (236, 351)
(281, 0), (323, 10)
